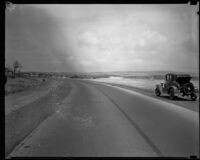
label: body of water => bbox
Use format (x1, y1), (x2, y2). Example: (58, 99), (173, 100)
(93, 76), (199, 91)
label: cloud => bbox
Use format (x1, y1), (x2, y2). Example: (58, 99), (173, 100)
(6, 4), (199, 72)
(6, 5), (79, 72)
(78, 31), (99, 46)
(74, 6), (197, 72)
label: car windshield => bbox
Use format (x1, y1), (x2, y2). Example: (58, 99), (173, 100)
(176, 76), (192, 84)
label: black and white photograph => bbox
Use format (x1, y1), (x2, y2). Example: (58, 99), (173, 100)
(5, 3), (199, 158)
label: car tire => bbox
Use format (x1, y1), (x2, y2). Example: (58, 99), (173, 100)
(155, 88), (161, 96)
(169, 88), (175, 100)
(191, 93), (197, 101)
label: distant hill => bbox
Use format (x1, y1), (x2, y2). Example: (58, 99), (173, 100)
(85, 71), (199, 80)
(20, 70), (199, 80)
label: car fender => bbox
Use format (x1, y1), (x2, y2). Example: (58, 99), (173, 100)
(156, 84), (163, 94)
(169, 86), (180, 94)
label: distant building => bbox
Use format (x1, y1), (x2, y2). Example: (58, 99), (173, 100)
(30, 73), (38, 77)
(23, 73), (31, 76)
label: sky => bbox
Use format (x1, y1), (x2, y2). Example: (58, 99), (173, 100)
(5, 4), (199, 73)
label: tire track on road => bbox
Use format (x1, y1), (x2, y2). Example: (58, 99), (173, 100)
(87, 82), (163, 157)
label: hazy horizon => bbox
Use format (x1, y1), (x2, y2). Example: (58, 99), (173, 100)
(20, 70), (199, 75)
(5, 4), (199, 73)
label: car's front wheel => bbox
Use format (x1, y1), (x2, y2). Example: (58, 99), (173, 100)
(169, 88), (176, 100)
(155, 88), (161, 96)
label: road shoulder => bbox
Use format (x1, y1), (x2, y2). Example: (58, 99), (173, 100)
(5, 79), (73, 157)
(5, 79), (62, 115)
(86, 80), (199, 112)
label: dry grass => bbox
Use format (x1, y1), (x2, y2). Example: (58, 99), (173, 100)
(5, 77), (45, 96)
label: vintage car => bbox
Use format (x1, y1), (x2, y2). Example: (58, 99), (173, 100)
(155, 73), (198, 100)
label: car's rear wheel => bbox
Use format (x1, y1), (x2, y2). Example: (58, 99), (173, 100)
(183, 83), (194, 95)
(191, 93), (197, 101)
(155, 88), (161, 96)
(169, 88), (175, 100)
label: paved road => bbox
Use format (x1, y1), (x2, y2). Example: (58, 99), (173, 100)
(8, 79), (199, 157)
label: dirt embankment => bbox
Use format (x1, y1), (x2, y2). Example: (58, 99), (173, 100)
(5, 78), (61, 115)
(103, 82), (199, 112)
(5, 77), (46, 96)
(5, 79), (73, 157)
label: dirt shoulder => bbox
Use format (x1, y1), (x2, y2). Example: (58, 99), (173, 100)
(5, 78), (62, 115)
(102, 82), (199, 113)
(5, 79), (73, 157)
(5, 77), (45, 96)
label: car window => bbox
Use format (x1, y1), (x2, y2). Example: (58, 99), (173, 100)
(166, 74), (169, 81)
(169, 74), (172, 81)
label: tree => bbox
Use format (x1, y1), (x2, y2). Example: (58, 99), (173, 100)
(5, 64), (14, 78)
(13, 61), (22, 78)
